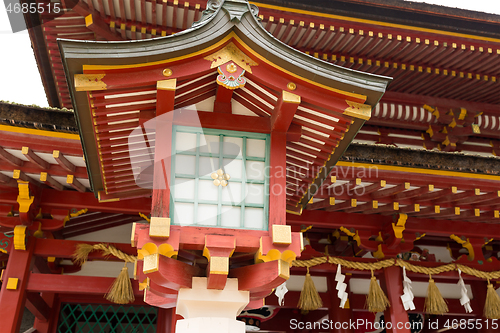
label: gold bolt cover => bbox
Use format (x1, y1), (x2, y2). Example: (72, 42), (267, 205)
(163, 68), (173, 77)
(287, 82), (297, 91)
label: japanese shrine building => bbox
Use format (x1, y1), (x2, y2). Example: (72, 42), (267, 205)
(1, 0), (500, 332)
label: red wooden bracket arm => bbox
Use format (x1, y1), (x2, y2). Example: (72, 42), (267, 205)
(146, 255), (201, 290)
(230, 260), (289, 294)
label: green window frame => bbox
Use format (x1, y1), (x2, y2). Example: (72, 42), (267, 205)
(170, 126), (270, 230)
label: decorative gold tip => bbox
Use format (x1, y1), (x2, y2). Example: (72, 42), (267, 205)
(209, 257), (229, 275)
(131, 223), (137, 247)
(429, 184), (434, 191)
(143, 253), (159, 274)
(40, 172), (48, 182)
(75, 74), (107, 91)
(149, 217), (170, 238)
(278, 260), (290, 279)
(66, 175), (74, 184)
(272, 225), (292, 245)
(6, 278), (18, 290)
(282, 90), (301, 104)
(157, 79), (177, 91)
(344, 100), (371, 120)
(162, 68), (173, 77)
(85, 14), (93, 27)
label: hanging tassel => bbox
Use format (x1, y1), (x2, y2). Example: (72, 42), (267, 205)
(424, 275), (448, 315)
(105, 263), (135, 304)
(297, 267), (323, 311)
(484, 279), (500, 319)
(366, 270), (390, 313)
(73, 243), (96, 265)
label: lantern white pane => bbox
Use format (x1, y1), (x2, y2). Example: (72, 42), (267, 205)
(197, 204), (218, 226)
(244, 207), (264, 229)
(174, 178), (195, 200)
(199, 134), (220, 154)
(222, 137), (242, 157)
(174, 202), (194, 226)
(175, 155), (196, 175)
(198, 180), (218, 202)
(246, 161), (265, 180)
(176, 132), (197, 152)
(246, 184), (265, 205)
(246, 139), (265, 158)
(222, 182), (242, 204)
(199, 157), (219, 177)
(221, 205), (241, 228)
(223, 158), (242, 179)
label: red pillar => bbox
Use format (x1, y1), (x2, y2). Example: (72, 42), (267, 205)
(0, 237), (35, 333)
(157, 308), (178, 332)
(380, 266), (410, 333)
(470, 281), (497, 333)
(327, 273), (354, 333)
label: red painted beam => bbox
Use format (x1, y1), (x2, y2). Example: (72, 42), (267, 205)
(33, 238), (136, 259)
(27, 273), (143, 296)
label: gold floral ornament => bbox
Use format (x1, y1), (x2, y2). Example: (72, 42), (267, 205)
(226, 62), (237, 73)
(211, 169), (230, 187)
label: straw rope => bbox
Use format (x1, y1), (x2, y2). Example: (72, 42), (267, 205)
(75, 243), (500, 280)
(292, 256), (500, 280)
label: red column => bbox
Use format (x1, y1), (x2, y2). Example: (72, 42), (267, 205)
(380, 266), (410, 333)
(0, 237), (35, 333)
(470, 281), (497, 333)
(157, 308), (178, 332)
(327, 273), (354, 333)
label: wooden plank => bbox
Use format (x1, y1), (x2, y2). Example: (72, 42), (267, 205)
(0, 147), (23, 167)
(22, 147), (50, 170)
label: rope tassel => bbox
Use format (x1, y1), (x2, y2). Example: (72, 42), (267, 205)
(484, 280), (500, 319)
(105, 263), (135, 304)
(297, 267), (323, 311)
(424, 275), (448, 315)
(366, 270), (390, 313)
(73, 243), (137, 305)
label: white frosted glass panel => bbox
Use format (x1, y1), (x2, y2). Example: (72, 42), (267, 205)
(199, 157), (218, 177)
(174, 178), (195, 200)
(246, 139), (265, 158)
(199, 134), (220, 154)
(244, 207), (264, 229)
(222, 182), (242, 204)
(246, 161), (265, 180)
(198, 180), (218, 202)
(221, 205), (241, 228)
(176, 132), (197, 152)
(197, 204), (218, 226)
(223, 158), (242, 179)
(174, 202), (194, 226)
(246, 184), (264, 205)
(223, 137), (242, 157)
(175, 155), (196, 175)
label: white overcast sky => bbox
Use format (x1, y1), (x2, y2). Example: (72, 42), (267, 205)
(0, 0), (499, 108)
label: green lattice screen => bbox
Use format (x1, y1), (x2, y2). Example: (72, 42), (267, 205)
(57, 303), (157, 333)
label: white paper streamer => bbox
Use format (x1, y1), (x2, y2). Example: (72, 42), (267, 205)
(458, 269), (473, 313)
(400, 266), (416, 311)
(275, 281), (288, 306)
(335, 264), (348, 308)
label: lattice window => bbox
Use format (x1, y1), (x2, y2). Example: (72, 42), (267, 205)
(171, 126), (270, 230)
(57, 304), (157, 332)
